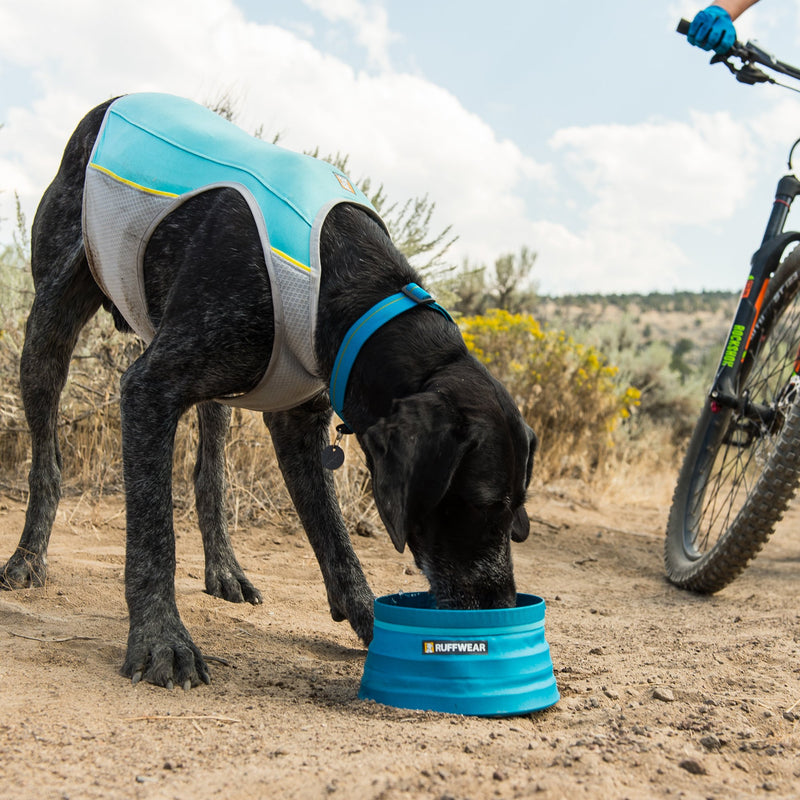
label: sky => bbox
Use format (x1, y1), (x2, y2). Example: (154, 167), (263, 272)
(2, 0), (800, 296)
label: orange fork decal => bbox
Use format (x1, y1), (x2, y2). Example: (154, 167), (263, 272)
(743, 277), (771, 357)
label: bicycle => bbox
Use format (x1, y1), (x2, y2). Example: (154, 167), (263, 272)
(666, 21), (800, 592)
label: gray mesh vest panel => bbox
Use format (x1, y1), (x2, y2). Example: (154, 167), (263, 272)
(82, 168), (326, 412)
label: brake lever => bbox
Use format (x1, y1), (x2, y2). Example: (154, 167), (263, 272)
(736, 64), (774, 85)
(710, 52), (738, 73)
(709, 52), (774, 85)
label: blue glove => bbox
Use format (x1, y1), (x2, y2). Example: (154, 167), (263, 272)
(687, 5), (737, 54)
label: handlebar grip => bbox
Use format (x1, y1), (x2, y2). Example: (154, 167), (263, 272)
(677, 18), (691, 36)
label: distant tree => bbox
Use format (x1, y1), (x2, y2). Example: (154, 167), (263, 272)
(448, 246), (539, 315)
(447, 259), (488, 315)
(357, 174), (457, 275)
(489, 246), (537, 313)
(670, 337), (695, 383)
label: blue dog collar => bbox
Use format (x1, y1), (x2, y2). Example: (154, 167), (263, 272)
(330, 283), (454, 427)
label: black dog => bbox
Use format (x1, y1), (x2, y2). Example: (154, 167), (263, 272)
(1, 95), (537, 690)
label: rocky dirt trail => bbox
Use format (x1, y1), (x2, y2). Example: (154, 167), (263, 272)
(1, 483), (799, 799)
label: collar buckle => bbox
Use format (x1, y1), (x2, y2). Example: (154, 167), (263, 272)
(401, 283), (435, 305)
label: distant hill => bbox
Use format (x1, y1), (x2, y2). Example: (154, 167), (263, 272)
(534, 290), (739, 355)
(537, 289), (738, 315)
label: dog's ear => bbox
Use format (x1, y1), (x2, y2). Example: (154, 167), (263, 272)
(510, 425), (537, 543)
(360, 393), (470, 553)
(511, 506), (530, 543)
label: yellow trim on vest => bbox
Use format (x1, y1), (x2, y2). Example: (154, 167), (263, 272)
(270, 246), (311, 272)
(88, 162), (179, 198)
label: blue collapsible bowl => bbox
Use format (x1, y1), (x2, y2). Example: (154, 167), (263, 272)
(358, 592), (559, 716)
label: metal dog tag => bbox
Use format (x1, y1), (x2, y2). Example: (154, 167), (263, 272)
(322, 445), (345, 471)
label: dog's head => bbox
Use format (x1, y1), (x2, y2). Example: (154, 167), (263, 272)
(360, 362), (536, 610)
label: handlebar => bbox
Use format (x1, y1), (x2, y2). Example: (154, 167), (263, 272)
(677, 18), (800, 87)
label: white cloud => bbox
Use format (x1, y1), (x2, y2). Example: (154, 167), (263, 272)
(301, 0), (396, 72)
(749, 96), (800, 154)
(552, 113), (756, 227)
(530, 112), (759, 294)
(0, 0), (549, 278)
(0, 0), (776, 297)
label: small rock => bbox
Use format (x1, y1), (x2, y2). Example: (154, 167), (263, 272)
(782, 710), (797, 721)
(653, 687), (675, 703)
(589, 646), (605, 655)
(679, 758), (707, 776)
(493, 770), (507, 781)
(700, 735), (722, 751)
(355, 520), (375, 538)
(603, 687), (620, 700)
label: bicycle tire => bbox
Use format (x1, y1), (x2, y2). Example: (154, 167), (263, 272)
(665, 246), (800, 592)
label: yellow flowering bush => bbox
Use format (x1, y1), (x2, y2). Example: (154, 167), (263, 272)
(460, 309), (641, 481)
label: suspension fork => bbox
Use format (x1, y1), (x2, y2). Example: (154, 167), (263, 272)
(709, 174), (800, 418)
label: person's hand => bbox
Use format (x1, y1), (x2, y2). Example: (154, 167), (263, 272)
(687, 5), (737, 54)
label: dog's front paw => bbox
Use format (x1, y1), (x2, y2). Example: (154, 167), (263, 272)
(0, 551), (47, 590)
(122, 621), (211, 690)
(205, 565), (263, 605)
(328, 585), (375, 646)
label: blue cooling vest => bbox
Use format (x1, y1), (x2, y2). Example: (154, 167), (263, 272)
(82, 92), (382, 412)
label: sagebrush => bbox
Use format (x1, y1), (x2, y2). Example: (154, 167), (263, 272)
(2, 252), (694, 528)
(460, 309), (641, 480)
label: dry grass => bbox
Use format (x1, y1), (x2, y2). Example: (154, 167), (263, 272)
(1, 256), (685, 533)
(0, 283), (380, 534)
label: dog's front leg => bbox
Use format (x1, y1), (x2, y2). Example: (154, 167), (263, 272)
(119, 357), (209, 689)
(194, 401), (262, 605)
(264, 396), (374, 645)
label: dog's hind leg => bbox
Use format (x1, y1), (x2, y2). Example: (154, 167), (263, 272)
(1, 244), (103, 589)
(264, 396), (375, 645)
(1, 100), (110, 590)
(194, 401), (262, 604)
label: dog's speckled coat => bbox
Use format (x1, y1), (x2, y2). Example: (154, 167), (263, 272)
(1, 95), (537, 690)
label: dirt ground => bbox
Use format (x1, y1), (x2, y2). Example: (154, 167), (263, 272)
(1, 478), (799, 800)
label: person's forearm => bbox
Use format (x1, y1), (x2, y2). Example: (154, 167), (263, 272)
(713, 0), (759, 22)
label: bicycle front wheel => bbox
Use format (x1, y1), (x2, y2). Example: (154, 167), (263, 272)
(665, 248), (800, 592)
